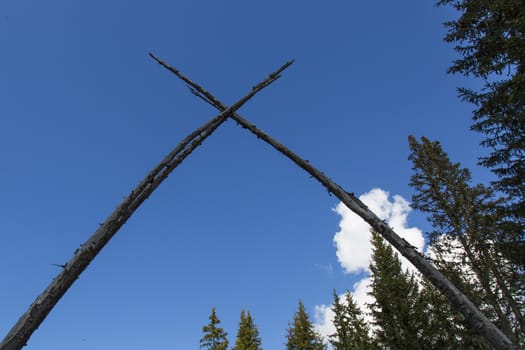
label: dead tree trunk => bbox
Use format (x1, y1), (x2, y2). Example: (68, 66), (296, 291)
(0, 59), (293, 350)
(149, 54), (518, 350)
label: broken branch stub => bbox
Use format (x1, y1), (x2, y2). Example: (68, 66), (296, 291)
(0, 59), (293, 350)
(150, 59), (517, 350)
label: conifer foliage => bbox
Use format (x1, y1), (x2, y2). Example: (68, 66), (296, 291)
(437, 0), (525, 270)
(200, 307), (229, 350)
(437, 0), (525, 195)
(368, 231), (427, 350)
(329, 290), (371, 350)
(408, 135), (524, 345)
(286, 301), (326, 350)
(232, 309), (263, 350)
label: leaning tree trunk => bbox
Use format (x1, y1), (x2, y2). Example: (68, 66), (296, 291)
(149, 54), (519, 350)
(0, 59), (294, 350)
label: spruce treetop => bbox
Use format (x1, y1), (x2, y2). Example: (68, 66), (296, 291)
(200, 307), (229, 350)
(286, 300), (326, 350)
(232, 309), (262, 350)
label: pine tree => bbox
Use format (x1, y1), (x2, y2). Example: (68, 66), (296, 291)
(200, 307), (229, 350)
(368, 230), (427, 350)
(232, 309), (262, 350)
(286, 300), (326, 350)
(437, 0), (525, 270)
(417, 278), (490, 349)
(329, 290), (372, 350)
(408, 135), (524, 345)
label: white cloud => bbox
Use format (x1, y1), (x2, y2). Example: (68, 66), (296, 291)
(315, 188), (425, 343)
(315, 263), (334, 274)
(333, 188), (424, 274)
(351, 277), (374, 322)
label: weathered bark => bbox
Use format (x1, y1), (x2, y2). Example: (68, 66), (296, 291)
(0, 59), (293, 350)
(149, 55), (519, 350)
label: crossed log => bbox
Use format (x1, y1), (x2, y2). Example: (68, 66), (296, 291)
(0, 55), (517, 350)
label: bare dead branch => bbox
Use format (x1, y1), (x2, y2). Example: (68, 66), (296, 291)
(148, 53), (294, 111)
(0, 59), (293, 350)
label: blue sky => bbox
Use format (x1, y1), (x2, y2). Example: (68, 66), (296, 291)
(1, 1), (493, 349)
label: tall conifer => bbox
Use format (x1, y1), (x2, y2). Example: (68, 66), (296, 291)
(232, 309), (262, 350)
(329, 290), (372, 350)
(368, 231), (427, 350)
(200, 307), (229, 350)
(286, 301), (326, 350)
(408, 135), (524, 344)
(437, 0), (525, 272)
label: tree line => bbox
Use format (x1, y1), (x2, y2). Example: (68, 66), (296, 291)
(199, 302), (324, 350)
(200, 218), (521, 350)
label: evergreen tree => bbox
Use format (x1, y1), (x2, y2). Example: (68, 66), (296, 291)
(417, 278), (491, 349)
(232, 309), (262, 350)
(329, 290), (372, 350)
(408, 135), (524, 345)
(286, 300), (326, 350)
(200, 307), (229, 350)
(437, 0), (525, 269)
(368, 230), (427, 350)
